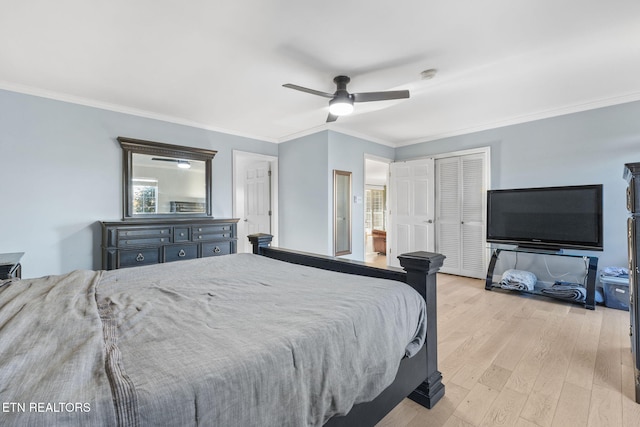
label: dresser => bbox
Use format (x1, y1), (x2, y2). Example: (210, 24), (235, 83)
(101, 218), (239, 270)
(624, 162), (640, 404)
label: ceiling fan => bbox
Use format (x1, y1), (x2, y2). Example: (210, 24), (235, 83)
(151, 157), (191, 169)
(283, 75), (410, 122)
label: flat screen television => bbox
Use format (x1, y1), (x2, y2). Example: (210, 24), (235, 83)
(486, 184), (603, 251)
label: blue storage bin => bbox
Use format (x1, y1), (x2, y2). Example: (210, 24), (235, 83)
(600, 275), (630, 311)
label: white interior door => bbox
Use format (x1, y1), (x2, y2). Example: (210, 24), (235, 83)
(244, 161), (271, 238)
(388, 158), (435, 268)
(234, 151), (278, 253)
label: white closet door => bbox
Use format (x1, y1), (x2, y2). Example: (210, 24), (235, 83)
(460, 154), (486, 278)
(436, 157), (461, 273)
(436, 153), (487, 278)
(388, 158), (435, 268)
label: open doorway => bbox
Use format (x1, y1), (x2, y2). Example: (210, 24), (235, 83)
(233, 151), (278, 253)
(364, 156), (390, 268)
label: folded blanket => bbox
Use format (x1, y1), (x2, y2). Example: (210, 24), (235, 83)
(500, 269), (537, 291)
(541, 283), (586, 301)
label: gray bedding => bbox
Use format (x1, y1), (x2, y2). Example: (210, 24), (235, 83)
(0, 253), (426, 426)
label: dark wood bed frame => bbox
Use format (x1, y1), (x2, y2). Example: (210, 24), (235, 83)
(248, 234), (445, 426)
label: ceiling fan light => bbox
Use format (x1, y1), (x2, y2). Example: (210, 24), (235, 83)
(329, 98), (354, 116)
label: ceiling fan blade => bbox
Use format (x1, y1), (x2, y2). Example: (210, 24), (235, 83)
(283, 83), (334, 98)
(326, 113), (339, 123)
(352, 90), (410, 103)
(151, 157), (179, 162)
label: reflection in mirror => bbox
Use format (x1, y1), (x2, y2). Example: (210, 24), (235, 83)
(334, 170), (352, 256)
(132, 153), (207, 214)
(118, 137), (217, 219)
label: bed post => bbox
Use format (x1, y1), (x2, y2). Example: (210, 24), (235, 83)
(248, 233), (273, 254)
(398, 251), (446, 409)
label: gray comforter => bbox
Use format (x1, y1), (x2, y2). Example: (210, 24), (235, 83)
(0, 253), (426, 426)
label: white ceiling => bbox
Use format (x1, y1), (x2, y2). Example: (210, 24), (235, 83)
(1, 1), (639, 146)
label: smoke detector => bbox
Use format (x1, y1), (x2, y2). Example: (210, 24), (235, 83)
(420, 69), (438, 80)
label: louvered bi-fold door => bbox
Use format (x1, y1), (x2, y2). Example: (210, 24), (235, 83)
(436, 154), (487, 278)
(435, 157), (461, 274)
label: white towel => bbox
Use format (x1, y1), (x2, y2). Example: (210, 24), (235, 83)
(500, 269), (537, 291)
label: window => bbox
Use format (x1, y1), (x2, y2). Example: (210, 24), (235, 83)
(365, 186), (386, 231)
(133, 179), (158, 214)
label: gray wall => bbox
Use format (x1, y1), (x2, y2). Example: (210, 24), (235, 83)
(2, 86), (638, 278)
(327, 131), (394, 260)
(278, 131), (330, 255)
(396, 100), (640, 270)
(277, 130), (394, 259)
(0, 89), (277, 278)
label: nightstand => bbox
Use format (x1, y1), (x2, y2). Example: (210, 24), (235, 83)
(0, 252), (24, 280)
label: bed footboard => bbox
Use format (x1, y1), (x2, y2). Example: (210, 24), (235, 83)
(248, 234), (445, 420)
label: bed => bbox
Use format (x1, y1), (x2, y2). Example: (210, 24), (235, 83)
(0, 234), (444, 426)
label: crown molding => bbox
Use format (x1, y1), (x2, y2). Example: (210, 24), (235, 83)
(4, 81), (639, 150)
(395, 92), (640, 147)
(0, 81), (278, 144)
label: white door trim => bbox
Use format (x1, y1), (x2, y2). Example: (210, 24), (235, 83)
(232, 150), (279, 252)
(364, 154), (392, 262)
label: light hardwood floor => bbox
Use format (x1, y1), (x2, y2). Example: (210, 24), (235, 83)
(377, 273), (640, 427)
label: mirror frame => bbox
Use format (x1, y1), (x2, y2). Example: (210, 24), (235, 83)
(333, 169), (352, 256)
(118, 136), (217, 220)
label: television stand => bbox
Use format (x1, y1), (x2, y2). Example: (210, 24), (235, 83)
(514, 245), (564, 255)
(485, 247), (598, 310)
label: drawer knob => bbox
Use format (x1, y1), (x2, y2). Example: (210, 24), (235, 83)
(136, 253), (145, 262)
(180, 232), (185, 236)
(178, 249), (186, 257)
(214, 246), (221, 253)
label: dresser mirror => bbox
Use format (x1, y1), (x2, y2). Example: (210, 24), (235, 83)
(118, 137), (217, 219)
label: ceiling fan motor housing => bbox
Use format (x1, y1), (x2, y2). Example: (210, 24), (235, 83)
(283, 74), (409, 122)
(333, 75), (351, 91)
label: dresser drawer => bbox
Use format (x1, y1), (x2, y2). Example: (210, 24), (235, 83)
(119, 236), (171, 247)
(118, 248), (160, 268)
(192, 225), (235, 241)
(164, 244), (198, 263)
(118, 227), (171, 238)
(174, 227), (190, 242)
(117, 227), (172, 247)
(201, 241), (234, 257)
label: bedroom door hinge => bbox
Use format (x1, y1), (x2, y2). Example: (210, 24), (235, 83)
(268, 210), (272, 216)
